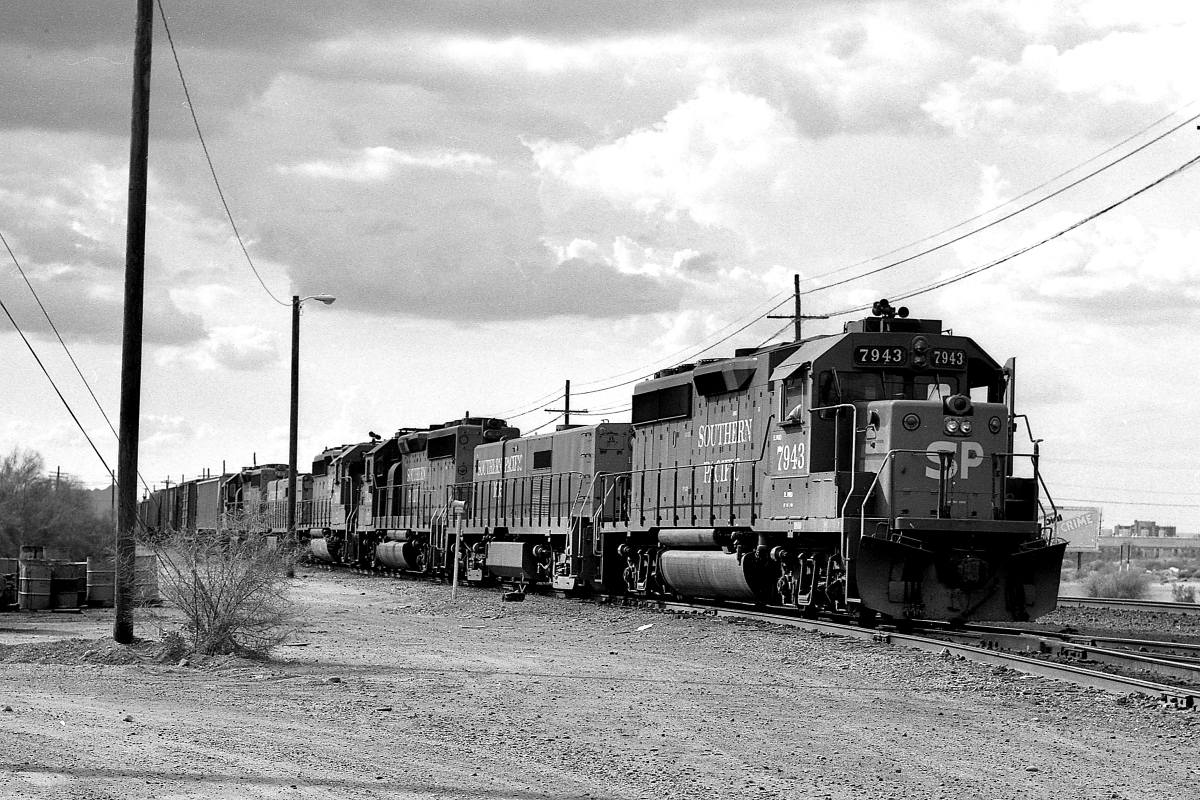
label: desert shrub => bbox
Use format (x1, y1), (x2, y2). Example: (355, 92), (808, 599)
(1172, 584), (1197, 604)
(1084, 569), (1150, 600)
(137, 512), (300, 656)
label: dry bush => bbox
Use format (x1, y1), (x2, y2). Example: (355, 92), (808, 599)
(1084, 568), (1150, 600)
(138, 512), (301, 656)
(1172, 584), (1197, 603)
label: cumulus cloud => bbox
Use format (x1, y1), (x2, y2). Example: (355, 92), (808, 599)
(530, 82), (803, 232)
(921, 16), (1200, 136)
(951, 211), (1200, 325)
(161, 326), (281, 372)
(281, 147), (494, 181)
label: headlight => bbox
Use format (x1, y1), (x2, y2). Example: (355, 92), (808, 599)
(960, 420), (973, 434)
(903, 413), (921, 431)
(945, 418), (960, 434)
(912, 336), (929, 354)
(989, 416), (1002, 434)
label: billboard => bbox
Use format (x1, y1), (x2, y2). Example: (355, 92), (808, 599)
(1057, 506), (1103, 552)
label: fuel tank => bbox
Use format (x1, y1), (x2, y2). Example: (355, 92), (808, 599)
(308, 537), (335, 564)
(657, 550), (775, 603)
(376, 540), (421, 570)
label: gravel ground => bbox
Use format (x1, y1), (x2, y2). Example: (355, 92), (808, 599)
(1018, 606), (1200, 644)
(1, 570), (1198, 800)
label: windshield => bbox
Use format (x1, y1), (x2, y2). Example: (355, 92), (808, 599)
(818, 370), (960, 405)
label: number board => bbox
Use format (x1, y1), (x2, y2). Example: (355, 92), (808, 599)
(854, 346), (907, 367)
(929, 348), (967, 370)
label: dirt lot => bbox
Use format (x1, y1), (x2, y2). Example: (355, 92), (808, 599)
(1, 570), (1198, 800)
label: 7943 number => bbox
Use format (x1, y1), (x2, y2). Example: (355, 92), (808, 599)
(854, 346), (906, 366)
(776, 443), (806, 473)
(930, 348), (966, 368)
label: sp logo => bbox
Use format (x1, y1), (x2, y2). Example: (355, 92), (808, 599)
(925, 441), (985, 479)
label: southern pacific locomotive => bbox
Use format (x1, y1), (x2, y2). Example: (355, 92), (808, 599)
(140, 302), (1065, 624)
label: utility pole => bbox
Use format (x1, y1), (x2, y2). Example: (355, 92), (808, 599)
(287, 295), (300, 541)
(114, 0), (154, 645)
(545, 379), (587, 427)
(768, 273), (829, 342)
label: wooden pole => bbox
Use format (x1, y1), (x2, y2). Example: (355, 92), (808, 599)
(793, 274), (801, 341)
(114, 0), (154, 645)
(287, 295), (300, 542)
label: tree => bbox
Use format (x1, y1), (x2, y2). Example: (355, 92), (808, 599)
(0, 447), (110, 558)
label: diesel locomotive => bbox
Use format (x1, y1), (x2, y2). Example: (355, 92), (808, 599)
(139, 301), (1065, 624)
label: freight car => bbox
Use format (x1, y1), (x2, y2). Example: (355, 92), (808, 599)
(138, 301), (1064, 624)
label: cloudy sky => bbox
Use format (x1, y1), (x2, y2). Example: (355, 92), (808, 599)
(2, 1), (1198, 532)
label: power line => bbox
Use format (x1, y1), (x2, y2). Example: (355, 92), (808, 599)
(0, 291), (114, 480)
(816, 150), (1200, 318)
(799, 106), (1200, 297)
(570, 291), (793, 392)
(493, 103), (1200, 422)
(496, 291), (795, 420)
(1059, 498), (1200, 509)
(804, 97), (1200, 287)
(156, 0), (288, 307)
(1, 230), (151, 492)
(1053, 482), (1200, 498)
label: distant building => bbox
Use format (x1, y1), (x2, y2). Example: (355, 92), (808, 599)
(1112, 520), (1175, 538)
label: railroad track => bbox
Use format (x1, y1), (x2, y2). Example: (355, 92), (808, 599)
(315, 564), (1198, 709)
(647, 600), (1198, 711)
(1056, 596), (1200, 616)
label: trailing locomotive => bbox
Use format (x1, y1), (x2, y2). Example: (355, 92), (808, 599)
(139, 302), (1064, 624)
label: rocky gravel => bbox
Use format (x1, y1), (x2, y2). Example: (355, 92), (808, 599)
(1018, 605), (1200, 644)
(1, 571), (1198, 799)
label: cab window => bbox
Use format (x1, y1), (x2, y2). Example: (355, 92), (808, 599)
(781, 375), (807, 425)
(820, 370), (960, 403)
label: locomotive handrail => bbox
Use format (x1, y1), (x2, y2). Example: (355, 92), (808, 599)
(858, 448), (948, 542)
(1011, 413), (1059, 537)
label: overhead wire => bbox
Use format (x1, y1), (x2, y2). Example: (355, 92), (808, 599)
(815, 151), (1200, 319)
(156, 0), (288, 307)
(0, 291), (114, 481)
(1052, 482), (1200, 497)
(495, 291), (794, 421)
(1058, 498), (1200, 509)
(488, 105), (1200, 420)
(1, 230), (151, 493)
(804, 96), (1200, 286)
(799, 105), (1200, 296)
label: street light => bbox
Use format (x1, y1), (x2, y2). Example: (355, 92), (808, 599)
(288, 294), (336, 544)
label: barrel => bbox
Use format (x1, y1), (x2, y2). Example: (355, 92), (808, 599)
(86, 556), (115, 607)
(135, 549), (159, 604)
(50, 562), (86, 609)
(0, 558), (17, 607)
(18, 561), (52, 610)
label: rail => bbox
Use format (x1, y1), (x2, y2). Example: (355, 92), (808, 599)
(654, 601), (1196, 709)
